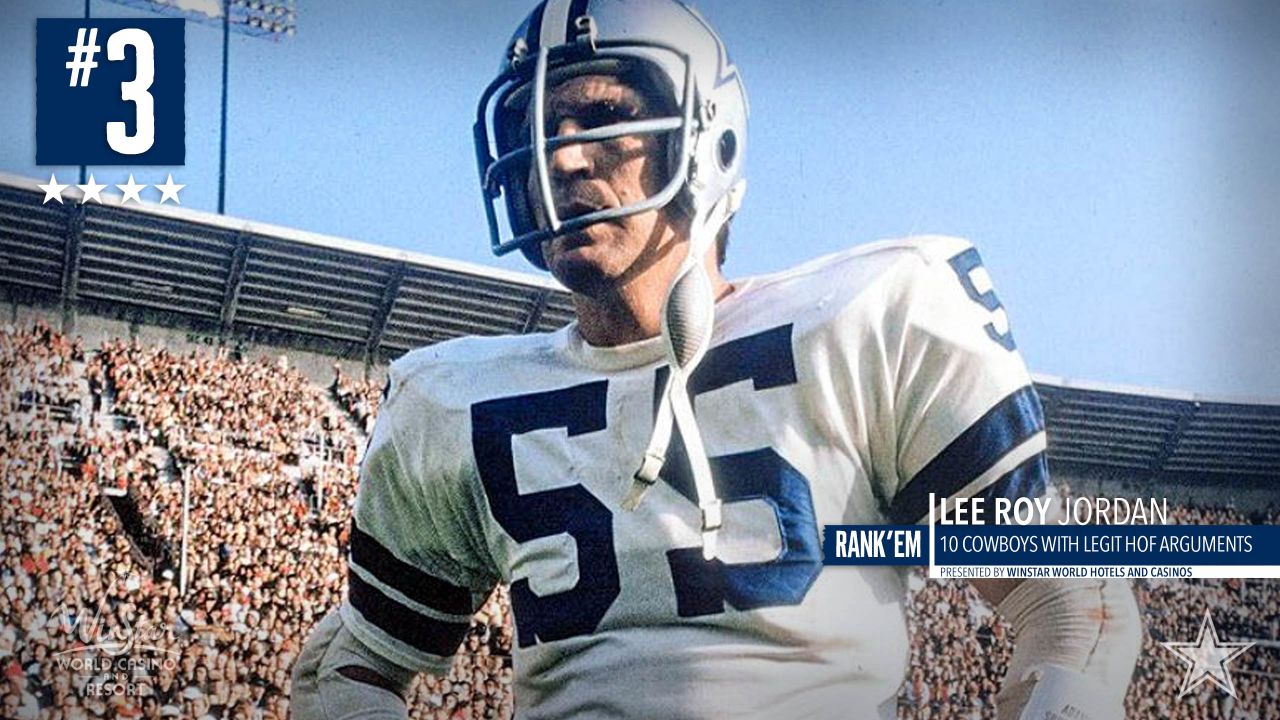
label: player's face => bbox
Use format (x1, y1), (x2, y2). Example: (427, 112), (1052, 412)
(526, 73), (679, 295)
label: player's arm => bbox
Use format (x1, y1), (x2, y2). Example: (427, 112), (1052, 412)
(291, 610), (417, 720)
(292, 367), (497, 719)
(873, 237), (1049, 529)
(971, 576), (1141, 720)
(872, 237), (1140, 720)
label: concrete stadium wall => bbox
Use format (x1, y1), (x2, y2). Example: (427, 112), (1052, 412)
(5, 297), (65, 331)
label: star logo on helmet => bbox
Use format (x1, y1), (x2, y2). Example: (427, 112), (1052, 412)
(685, 5), (740, 92)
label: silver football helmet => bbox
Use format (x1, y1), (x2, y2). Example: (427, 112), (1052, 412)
(474, 0), (748, 269)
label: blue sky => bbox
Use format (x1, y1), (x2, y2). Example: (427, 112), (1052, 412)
(2, 1), (1277, 398)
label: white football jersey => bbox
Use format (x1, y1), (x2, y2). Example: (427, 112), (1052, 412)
(339, 236), (1048, 719)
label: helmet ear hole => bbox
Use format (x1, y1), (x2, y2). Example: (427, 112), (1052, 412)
(717, 130), (737, 171)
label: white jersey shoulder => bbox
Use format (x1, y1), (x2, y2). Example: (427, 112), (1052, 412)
(390, 328), (563, 389)
(733, 233), (1046, 523)
(760, 233), (974, 278)
(735, 234), (978, 326)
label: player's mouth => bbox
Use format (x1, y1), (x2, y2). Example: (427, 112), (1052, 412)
(549, 199), (621, 248)
(542, 219), (612, 261)
(549, 227), (597, 254)
(558, 199), (608, 222)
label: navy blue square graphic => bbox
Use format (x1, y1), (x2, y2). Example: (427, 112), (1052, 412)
(36, 18), (185, 165)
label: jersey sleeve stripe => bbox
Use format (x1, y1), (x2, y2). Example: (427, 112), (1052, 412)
(340, 601), (452, 676)
(890, 385), (1045, 524)
(909, 431), (1046, 524)
(348, 564), (473, 625)
(347, 566), (471, 657)
(349, 519), (474, 616)
(973, 451), (1049, 507)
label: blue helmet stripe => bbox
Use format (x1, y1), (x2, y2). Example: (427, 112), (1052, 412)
(566, 0), (592, 42)
(526, 0), (548, 52)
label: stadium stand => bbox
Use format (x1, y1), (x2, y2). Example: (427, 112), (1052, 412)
(3, 170), (1276, 488)
(1, 172), (1278, 718)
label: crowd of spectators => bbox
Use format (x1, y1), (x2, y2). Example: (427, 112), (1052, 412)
(1, 321), (1276, 719)
(1, 323), (202, 719)
(330, 364), (382, 437)
(2, 325), (513, 719)
(1, 319), (87, 414)
(1121, 504), (1280, 720)
(94, 342), (354, 461)
(898, 579), (1009, 718)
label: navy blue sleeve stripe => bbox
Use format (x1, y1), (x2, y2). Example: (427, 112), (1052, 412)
(348, 567), (470, 658)
(890, 385), (1045, 524)
(974, 451), (1049, 508)
(349, 519), (474, 616)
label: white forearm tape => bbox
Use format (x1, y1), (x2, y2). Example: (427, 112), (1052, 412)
(292, 611), (418, 720)
(995, 578), (1142, 720)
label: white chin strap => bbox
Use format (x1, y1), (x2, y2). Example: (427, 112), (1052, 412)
(622, 183), (743, 561)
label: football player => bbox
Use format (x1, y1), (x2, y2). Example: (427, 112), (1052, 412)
(293, 1), (1142, 718)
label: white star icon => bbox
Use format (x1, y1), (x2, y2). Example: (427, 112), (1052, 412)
(156, 174), (185, 204)
(78, 174), (107, 204)
(115, 174), (146, 205)
(38, 174), (69, 204)
(1161, 609), (1254, 698)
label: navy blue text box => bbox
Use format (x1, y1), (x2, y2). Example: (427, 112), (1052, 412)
(36, 18), (185, 165)
(823, 525), (928, 566)
(933, 525), (1277, 566)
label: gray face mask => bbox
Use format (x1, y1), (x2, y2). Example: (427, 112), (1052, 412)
(477, 44), (694, 270)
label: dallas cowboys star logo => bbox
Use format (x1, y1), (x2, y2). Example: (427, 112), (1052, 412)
(1160, 609), (1254, 698)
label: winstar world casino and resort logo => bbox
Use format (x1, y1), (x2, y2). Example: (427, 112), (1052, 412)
(52, 597), (180, 698)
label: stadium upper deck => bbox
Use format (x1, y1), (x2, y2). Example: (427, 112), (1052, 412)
(2, 171), (1277, 484)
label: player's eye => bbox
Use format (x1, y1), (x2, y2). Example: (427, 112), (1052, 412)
(541, 99), (642, 136)
(577, 99), (639, 129)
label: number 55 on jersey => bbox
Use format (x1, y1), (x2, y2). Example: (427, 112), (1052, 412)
(36, 18), (184, 166)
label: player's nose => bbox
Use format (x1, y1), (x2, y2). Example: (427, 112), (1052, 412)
(549, 119), (593, 179)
